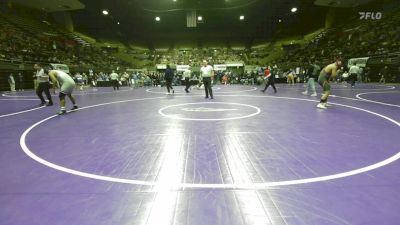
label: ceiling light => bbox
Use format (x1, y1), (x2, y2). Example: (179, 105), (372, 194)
(239, 15), (245, 20)
(291, 7), (297, 13)
(197, 16), (203, 21)
(278, 19), (282, 23)
(155, 16), (160, 21)
(117, 22), (120, 25)
(102, 10), (109, 15)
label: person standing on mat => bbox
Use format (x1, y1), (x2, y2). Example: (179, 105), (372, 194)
(302, 61), (319, 96)
(317, 58), (342, 109)
(110, 70), (120, 91)
(261, 66), (277, 93)
(200, 60), (214, 99)
(348, 62), (359, 87)
(164, 64), (174, 94)
(48, 69), (78, 115)
(17, 72), (24, 91)
(8, 73), (16, 92)
(34, 63), (53, 106)
(183, 67), (191, 93)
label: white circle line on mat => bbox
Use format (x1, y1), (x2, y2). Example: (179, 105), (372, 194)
(20, 95), (400, 189)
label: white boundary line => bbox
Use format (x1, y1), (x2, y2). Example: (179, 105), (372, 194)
(146, 86), (257, 95)
(356, 91), (400, 108)
(20, 95), (400, 189)
(158, 102), (261, 121)
(1, 88), (133, 98)
(0, 99), (38, 101)
(277, 84), (395, 91)
(0, 106), (45, 118)
(329, 95), (360, 101)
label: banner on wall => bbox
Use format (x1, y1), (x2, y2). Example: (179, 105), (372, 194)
(213, 64), (227, 71)
(347, 57), (369, 68)
(176, 65), (190, 71)
(226, 63), (244, 67)
(50, 64), (69, 73)
(244, 65), (259, 71)
(156, 64), (167, 69)
(126, 68), (147, 72)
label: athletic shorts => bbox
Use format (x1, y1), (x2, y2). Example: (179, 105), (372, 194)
(318, 71), (331, 92)
(60, 82), (75, 95)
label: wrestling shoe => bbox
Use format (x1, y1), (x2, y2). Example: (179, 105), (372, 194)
(317, 103), (327, 109)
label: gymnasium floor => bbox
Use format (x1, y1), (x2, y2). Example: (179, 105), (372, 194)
(0, 83), (399, 225)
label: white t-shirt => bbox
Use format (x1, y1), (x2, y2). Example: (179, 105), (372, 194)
(75, 74), (83, 80)
(9, 75), (15, 84)
(36, 69), (49, 83)
(110, 72), (119, 80)
(349, 65), (359, 74)
(183, 70), (191, 78)
(200, 65), (213, 78)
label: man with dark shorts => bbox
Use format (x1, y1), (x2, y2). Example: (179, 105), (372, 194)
(34, 64), (53, 106)
(261, 66), (277, 93)
(164, 65), (175, 94)
(200, 60), (214, 99)
(183, 67), (191, 93)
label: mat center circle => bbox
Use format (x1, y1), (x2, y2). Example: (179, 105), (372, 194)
(158, 102), (261, 121)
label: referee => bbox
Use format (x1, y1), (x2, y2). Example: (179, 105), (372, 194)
(200, 60), (214, 99)
(34, 63), (53, 106)
(183, 67), (191, 93)
(348, 62), (359, 87)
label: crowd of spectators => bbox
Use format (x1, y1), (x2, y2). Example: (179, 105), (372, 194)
(153, 48), (246, 66)
(275, 9), (400, 71)
(0, 14), (131, 70)
(1, 8), (399, 87)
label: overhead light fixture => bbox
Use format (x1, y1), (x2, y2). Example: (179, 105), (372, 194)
(291, 7), (297, 13)
(197, 16), (203, 21)
(102, 10), (109, 15)
(117, 22), (120, 25)
(278, 19), (282, 23)
(155, 16), (160, 21)
(173, 0), (177, 1)
(239, 15), (245, 20)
